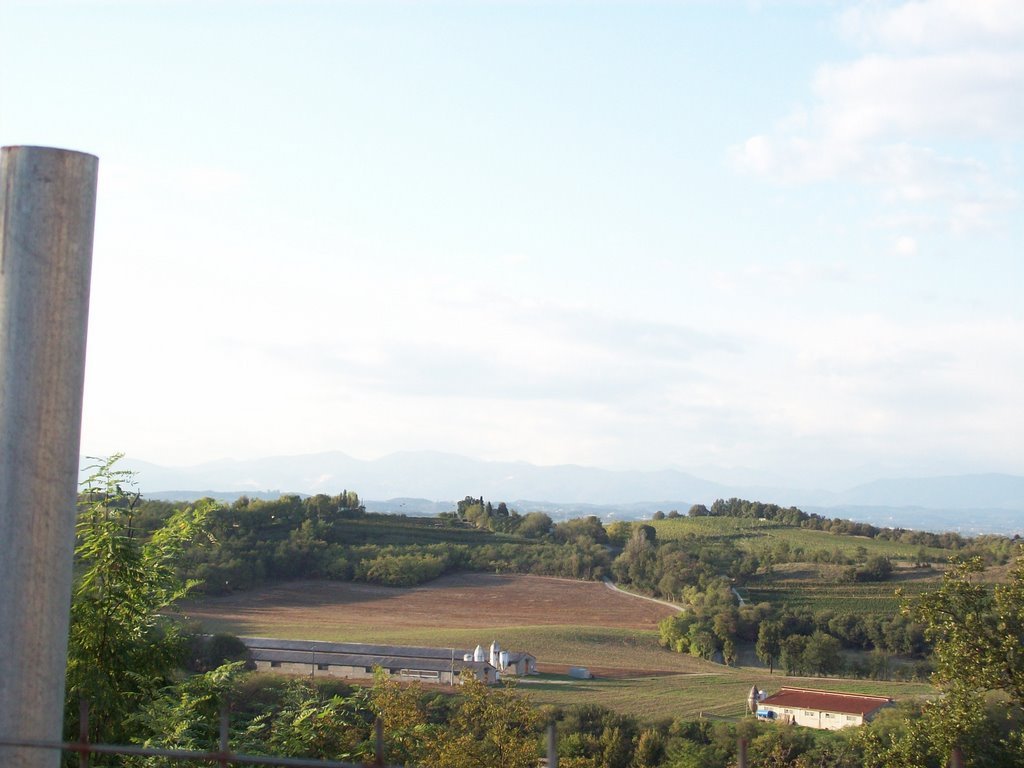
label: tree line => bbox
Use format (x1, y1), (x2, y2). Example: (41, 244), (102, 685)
(65, 458), (1024, 767)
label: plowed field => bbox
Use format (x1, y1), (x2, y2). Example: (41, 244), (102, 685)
(181, 573), (676, 634)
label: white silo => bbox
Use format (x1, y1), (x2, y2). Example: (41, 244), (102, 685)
(500, 651), (510, 670)
(489, 640), (500, 667)
(473, 644), (485, 662)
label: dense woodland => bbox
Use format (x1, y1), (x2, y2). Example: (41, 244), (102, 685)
(66, 458), (1024, 767)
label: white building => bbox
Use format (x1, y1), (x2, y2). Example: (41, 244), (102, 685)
(241, 636), (535, 685)
(755, 687), (893, 730)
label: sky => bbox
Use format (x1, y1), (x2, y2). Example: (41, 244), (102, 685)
(2, 0), (1022, 489)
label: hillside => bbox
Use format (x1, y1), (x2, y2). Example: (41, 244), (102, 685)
(96, 452), (1024, 535)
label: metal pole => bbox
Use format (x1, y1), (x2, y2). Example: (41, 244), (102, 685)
(546, 723), (558, 768)
(737, 737), (748, 768)
(219, 703), (230, 768)
(0, 146), (98, 768)
(374, 717), (384, 767)
(77, 699), (89, 768)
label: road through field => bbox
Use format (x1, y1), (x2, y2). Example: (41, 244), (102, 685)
(602, 578), (685, 612)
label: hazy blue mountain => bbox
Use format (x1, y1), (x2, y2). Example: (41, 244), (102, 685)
(84, 451), (1023, 534)
(830, 474), (1024, 510)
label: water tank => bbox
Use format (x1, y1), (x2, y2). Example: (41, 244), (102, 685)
(463, 653), (473, 662)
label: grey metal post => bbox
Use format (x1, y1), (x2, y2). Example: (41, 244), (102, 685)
(737, 737), (748, 768)
(0, 146), (98, 767)
(546, 723), (558, 768)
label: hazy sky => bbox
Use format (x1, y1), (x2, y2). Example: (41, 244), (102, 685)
(3, 0), (1021, 488)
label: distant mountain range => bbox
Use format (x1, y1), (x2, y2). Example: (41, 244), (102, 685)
(92, 451), (1024, 535)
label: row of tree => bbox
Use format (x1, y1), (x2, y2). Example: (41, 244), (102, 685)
(66, 459), (1024, 767)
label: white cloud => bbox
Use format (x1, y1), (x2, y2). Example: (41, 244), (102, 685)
(893, 235), (917, 256)
(814, 53), (1024, 143)
(731, 0), (1023, 236)
(841, 0), (1024, 51)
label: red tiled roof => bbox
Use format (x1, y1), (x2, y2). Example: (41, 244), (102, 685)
(760, 687), (892, 716)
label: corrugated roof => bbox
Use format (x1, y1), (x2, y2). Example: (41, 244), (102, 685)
(249, 648), (492, 673)
(240, 636), (532, 663)
(760, 687), (892, 716)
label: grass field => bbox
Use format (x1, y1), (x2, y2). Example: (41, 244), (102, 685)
(739, 562), (944, 616)
(182, 573), (936, 721)
(650, 516), (952, 562)
(516, 672), (934, 722)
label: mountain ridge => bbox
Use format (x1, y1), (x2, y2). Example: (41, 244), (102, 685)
(90, 450), (1022, 519)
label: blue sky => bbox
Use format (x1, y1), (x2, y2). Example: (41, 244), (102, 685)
(3, 0), (1022, 488)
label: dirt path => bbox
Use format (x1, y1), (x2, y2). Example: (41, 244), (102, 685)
(602, 578), (685, 612)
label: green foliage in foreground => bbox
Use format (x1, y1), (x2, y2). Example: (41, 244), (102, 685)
(67, 458), (1024, 767)
(66, 457), (213, 745)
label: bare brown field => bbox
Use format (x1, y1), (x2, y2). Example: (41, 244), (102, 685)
(180, 574), (936, 720)
(181, 573), (677, 635)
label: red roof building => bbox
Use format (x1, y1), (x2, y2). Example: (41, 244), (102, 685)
(756, 687), (893, 730)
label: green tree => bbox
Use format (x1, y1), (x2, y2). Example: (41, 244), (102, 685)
(780, 635), (808, 676)
(756, 620), (782, 674)
(428, 674), (541, 768)
(904, 553), (1024, 762)
(632, 728), (666, 767)
(722, 638), (738, 667)
(606, 521), (634, 548)
(517, 511), (553, 538)
(238, 679), (373, 761)
(66, 456), (212, 745)
(803, 631), (843, 676)
(913, 554), (1024, 705)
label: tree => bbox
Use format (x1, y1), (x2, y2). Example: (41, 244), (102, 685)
(780, 635), (808, 676)
(803, 631), (843, 676)
(612, 528), (658, 591)
(517, 511), (553, 538)
(237, 679), (374, 762)
(428, 674), (541, 768)
(756, 620), (782, 674)
(912, 554), (1024, 705)
(66, 456), (212, 745)
(722, 638), (738, 667)
(906, 553), (1024, 760)
(605, 521), (634, 548)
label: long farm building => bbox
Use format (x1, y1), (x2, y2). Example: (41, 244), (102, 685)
(241, 636), (536, 685)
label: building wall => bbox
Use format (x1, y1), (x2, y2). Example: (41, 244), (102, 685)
(254, 659), (477, 685)
(763, 705), (864, 730)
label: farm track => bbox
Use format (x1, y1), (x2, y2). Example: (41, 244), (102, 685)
(602, 577), (686, 611)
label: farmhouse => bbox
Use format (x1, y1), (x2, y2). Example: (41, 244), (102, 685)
(754, 687), (893, 730)
(241, 637), (536, 685)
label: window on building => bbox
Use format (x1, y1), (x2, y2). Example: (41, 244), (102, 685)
(804, 711), (813, 716)
(270, 661), (281, 668)
(824, 713), (834, 719)
(317, 663), (329, 670)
